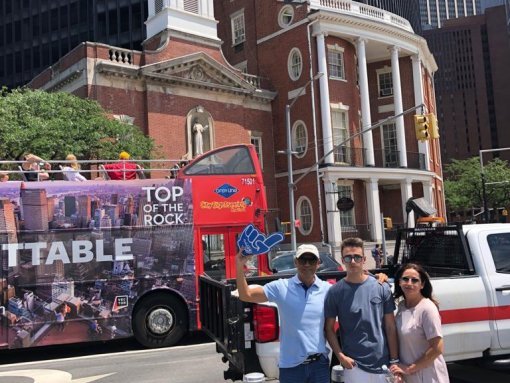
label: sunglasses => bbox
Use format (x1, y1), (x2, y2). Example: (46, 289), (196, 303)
(400, 276), (421, 284)
(297, 257), (318, 265)
(342, 254), (363, 263)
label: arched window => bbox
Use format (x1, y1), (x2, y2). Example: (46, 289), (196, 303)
(288, 48), (303, 81)
(297, 196), (313, 235)
(292, 121), (307, 158)
(278, 5), (294, 28)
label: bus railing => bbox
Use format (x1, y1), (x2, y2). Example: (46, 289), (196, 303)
(0, 159), (189, 180)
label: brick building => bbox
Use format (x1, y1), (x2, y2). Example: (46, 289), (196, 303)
(29, 0), (445, 252)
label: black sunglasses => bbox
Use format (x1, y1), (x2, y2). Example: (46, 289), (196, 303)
(297, 257), (318, 265)
(400, 276), (421, 284)
(342, 254), (363, 263)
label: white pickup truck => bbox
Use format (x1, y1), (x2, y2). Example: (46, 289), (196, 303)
(199, 223), (510, 381)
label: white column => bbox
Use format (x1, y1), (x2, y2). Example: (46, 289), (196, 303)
(356, 38), (375, 166)
(390, 46), (407, 168)
(316, 32), (335, 165)
(423, 180), (433, 207)
(323, 177), (342, 248)
(401, 178), (414, 227)
(365, 178), (382, 241)
(412, 55), (430, 170)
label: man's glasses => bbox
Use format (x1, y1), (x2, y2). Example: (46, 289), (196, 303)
(342, 254), (363, 263)
(297, 257), (318, 265)
(400, 276), (421, 284)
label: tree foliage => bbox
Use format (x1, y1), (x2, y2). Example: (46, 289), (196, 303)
(444, 156), (510, 214)
(0, 88), (155, 164)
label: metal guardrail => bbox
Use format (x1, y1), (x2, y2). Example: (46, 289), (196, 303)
(0, 159), (188, 180)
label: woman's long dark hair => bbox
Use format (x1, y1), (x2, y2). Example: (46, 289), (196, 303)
(394, 263), (439, 308)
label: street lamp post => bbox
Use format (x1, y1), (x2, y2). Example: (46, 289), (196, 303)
(285, 72), (323, 251)
(285, 104), (297, 251)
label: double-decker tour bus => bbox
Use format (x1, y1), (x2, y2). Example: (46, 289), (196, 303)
(0, 144), (268, 349)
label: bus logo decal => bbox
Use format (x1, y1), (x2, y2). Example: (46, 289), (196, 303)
(214, 183), (238, 198)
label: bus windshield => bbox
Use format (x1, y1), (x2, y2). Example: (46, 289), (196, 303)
(184, 146), (256, 175)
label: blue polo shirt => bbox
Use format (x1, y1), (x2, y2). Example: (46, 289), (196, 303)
(263, 275), (331, 368)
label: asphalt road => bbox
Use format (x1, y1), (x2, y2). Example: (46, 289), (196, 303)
(0, 333), (227, 383)
(0, 332), (508, 383)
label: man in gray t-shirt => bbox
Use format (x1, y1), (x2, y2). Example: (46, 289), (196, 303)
(325, 237), (399, 383)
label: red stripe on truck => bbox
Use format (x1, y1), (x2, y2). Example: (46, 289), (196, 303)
(440, 305), (510, 324)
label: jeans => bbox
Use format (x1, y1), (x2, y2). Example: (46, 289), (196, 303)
(279, 355), (330, 383)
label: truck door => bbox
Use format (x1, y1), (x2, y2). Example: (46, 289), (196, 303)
(198, 227), (246, 280)
(480, 229), (510, 349)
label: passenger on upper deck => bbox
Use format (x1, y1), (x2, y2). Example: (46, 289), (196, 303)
(21, 153), (51, 181)
(61, 154), (87, 181)
(103, 151), (138, 180)
(0, 172), (8, 182)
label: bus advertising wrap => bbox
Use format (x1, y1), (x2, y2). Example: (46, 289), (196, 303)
(0, 179), (194, 349)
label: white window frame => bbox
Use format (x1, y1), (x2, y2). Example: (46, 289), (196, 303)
(377, 67), (393, 98)
(327, 44), (345, 80)
(231, 10), (246, 46)
(337, 180), (355, 228)
(250, 135), (263, 169)
(292, 120), (308, 158)
(296, 196), (313, 236)
(381, 122), (399, 167)
(288, 48), (303, 81)
(331, 105), (350, 164)
(278, 5), (294, 28)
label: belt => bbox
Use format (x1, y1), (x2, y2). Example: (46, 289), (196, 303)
(302, 353), (322, 364)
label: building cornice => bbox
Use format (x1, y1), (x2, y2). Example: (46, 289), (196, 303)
(309, 11), (437, 73)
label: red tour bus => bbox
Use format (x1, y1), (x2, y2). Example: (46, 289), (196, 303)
(0, 144), (268, 349)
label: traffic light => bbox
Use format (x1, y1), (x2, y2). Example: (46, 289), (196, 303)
(414, 114), (430, 141)
(427, 113), (440, 139)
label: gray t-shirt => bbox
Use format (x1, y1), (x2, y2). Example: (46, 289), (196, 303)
(324, 277), (395, 373)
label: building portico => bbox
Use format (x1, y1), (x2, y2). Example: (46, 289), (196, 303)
(322, 166), (440, 249)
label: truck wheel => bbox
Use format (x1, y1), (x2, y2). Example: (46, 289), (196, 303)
(133, 294), (188, 348)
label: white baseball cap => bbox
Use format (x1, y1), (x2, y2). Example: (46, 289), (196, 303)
(294, 244), (320, 260)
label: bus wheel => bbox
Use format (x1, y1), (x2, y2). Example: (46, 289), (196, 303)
(133, 294), (188, 348)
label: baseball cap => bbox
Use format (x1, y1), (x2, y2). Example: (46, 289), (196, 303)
(294, 244), (320, 260)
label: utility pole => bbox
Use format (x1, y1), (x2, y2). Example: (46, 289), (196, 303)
(283, 72), (324, 251)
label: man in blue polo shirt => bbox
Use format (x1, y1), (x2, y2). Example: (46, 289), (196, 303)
(236, 244), (330, 383)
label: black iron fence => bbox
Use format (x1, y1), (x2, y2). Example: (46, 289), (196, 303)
(332, 147), (426, 171)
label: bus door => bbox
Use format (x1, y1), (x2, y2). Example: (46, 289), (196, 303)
(198, 227), (257, 280)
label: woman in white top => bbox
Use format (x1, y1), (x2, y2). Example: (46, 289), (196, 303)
(390, 263), (450, 383)
(61, 154), (86, 181)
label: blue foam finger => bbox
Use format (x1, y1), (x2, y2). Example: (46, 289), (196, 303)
(237, 224), (286, 256)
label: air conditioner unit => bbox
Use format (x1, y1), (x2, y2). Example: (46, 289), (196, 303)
(380, 88), (393, 97)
